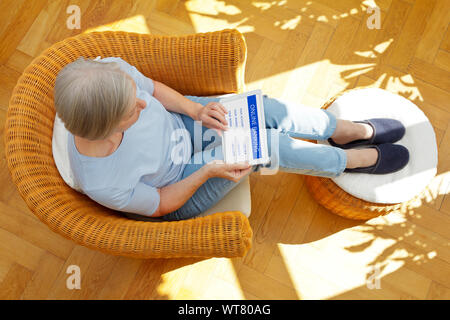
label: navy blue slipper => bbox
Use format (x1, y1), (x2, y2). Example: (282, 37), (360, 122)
(344, 143), (410, 174)
(328, 118), (405, 149)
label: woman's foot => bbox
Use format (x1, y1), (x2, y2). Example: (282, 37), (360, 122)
(344, 143), (410, 174)
(345, 148), (378, 169)
(331, 119), (374, 145)
(329, 118), (406, 149)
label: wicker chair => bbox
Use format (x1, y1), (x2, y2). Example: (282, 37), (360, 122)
(4, 29), (252, 258)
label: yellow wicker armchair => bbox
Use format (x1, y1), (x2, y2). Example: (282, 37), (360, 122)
(4, 29), (252, 258)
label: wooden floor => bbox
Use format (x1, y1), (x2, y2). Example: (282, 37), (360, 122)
(1, 0), (449, 300)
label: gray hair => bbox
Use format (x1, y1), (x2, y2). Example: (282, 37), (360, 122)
(54, 57), (134, 140)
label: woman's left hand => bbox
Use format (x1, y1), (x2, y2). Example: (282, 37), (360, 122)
(194, 102), (229, 136)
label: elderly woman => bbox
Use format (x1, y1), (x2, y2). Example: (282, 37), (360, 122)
(54, 57), (409, 221)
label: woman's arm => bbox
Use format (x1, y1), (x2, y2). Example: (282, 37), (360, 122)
(152, 80), (229, 136)
(152, 166), (211, 217)
(153, 80), (202, 120)
(152, 161), (252, 217)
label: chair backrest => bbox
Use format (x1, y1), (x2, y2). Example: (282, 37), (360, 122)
(4, 30), (252, 258)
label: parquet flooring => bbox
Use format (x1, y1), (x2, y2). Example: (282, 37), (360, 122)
(1, 0), (449, 299)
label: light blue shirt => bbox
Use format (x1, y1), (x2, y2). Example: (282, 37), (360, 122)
(67, 57), (192, 216)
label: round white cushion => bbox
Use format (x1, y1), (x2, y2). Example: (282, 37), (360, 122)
(317, 88), (438, 204)
(52, 113), (84, 193)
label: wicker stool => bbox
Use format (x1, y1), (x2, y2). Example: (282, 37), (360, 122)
(304, 89), (438, 220)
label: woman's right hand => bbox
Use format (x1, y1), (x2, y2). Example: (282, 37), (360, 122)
(204, 160), (253, 183)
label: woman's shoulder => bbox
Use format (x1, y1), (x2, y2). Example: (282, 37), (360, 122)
(73, 133), (123, 158)
(96, 56), (154, 95)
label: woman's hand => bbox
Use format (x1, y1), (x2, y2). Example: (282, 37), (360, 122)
(194, 102), (229, 136)
(204, 160), (253, 183)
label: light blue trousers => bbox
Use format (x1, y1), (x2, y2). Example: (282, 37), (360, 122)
(162, 95), (347, 221)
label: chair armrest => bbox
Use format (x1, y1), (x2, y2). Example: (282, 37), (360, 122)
(60, 209), (253, 258)
(83, 29), (246, 95)
(135, 29), (247, 95)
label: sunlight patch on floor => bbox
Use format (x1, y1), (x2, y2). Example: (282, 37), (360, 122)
(276, 221), (410, 299)
(83, 15), (150, 34)
(246, 59), (375, 103)
(184, 0), (254, 34)
(157, 258), (245, 299)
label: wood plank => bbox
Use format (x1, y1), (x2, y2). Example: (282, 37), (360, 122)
(16, 0), (63, 57)
(243, 173), (304, 273)
(0, 0), (26, 36)
(246, 38), (282, 89)
(405, 204), (450, 243)
(302, 205), (338, 243)
(365, 0), (411, 79)
(123, 258), (169, 299)
(386, 0), (436, 71)
(264, 252), (340, 299)
(69, 251), (119, 299)
(414, 0), (450, 62)
(46, 245), (97, 299)
(21, 252), (65, 299)
(441, 194), (450, 215)
(390, 243), (450, 288)
(408, 57), (450, 92)
(307, 225), (434, 299)
(199, 275), (246, 299)
(237, 264), (298, 299)
(0, 108), (18, 204)
(282, 22), (335, 103)
(0, 227), (44, 271)
(97, 257), (143, 299)
(308, 16), (361, 98)
(331, 282), (419, 300)
(315, 0), (391, 15)
(170, 258), (221, 300)
(272, 0), (341, 28)
(0, 263), (33, 299)
(145, 11), (195, 36)
(0, 0), (47, 64)
(45, 0), (93, 44)
(0, 256), (12, 284)
(261, 25), (314, 97)
(151, 258), (203, 300)
(422, 171), (450, 212)
(440, 26), (450, 52)
(0, 201), (74, 260)
(247, 173), (278, 237)
(293, 237), (421, 299)
(279, 182), (320, 244)
(360, 63), (450, 112)
(437, 122), (450, 174)
(434, 49), (450, 73)
(5, 49), (34, 74)
(370, 210), (450, 265)
(370, 263), (431, 299)
(0, 64), (21, 111)
(426, 281), (450, 299)
(151, 0), (180, 14)
(249, 0), (333, 30)
(415, 101), (450, 132)
(341, 6), (385, 83)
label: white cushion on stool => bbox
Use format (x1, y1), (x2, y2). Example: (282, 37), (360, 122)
(317, 88), (438, 204)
